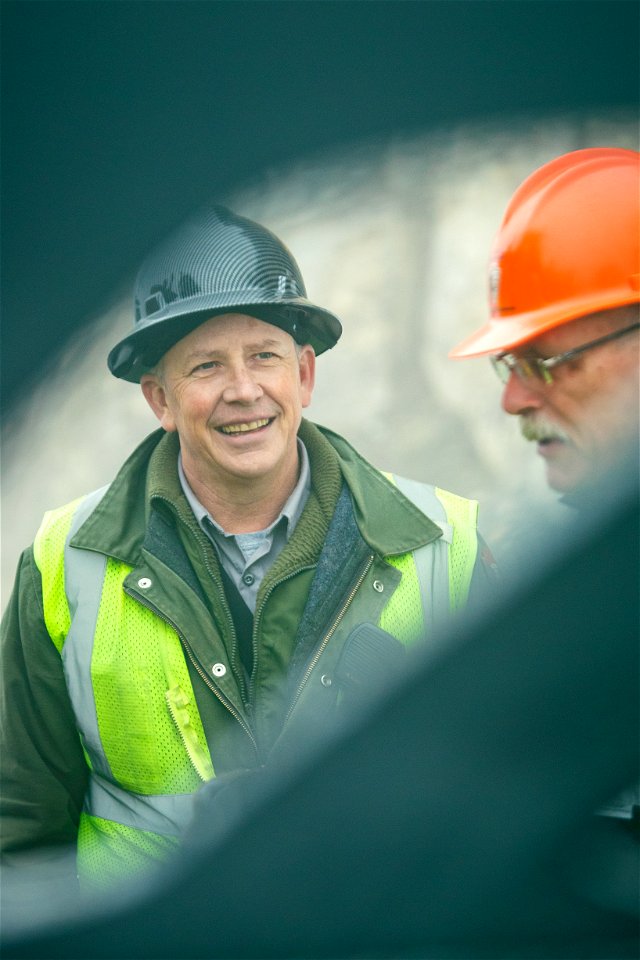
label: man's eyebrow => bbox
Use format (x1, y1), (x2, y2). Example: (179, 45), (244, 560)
(183, 338), (286, 363)
(183, 348), (221, 363)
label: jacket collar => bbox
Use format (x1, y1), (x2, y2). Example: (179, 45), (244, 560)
(72, 421), (442, 563)
(306, 422), (443, 555)
(71, 429), (179, 564)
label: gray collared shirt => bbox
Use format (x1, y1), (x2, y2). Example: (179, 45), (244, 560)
(178, 441), (311, 613)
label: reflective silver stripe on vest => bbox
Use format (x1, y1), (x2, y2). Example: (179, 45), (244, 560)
(62, 485), (112, 781)
(390, 474), (451, 631)
(87, 772), (195, 836)
(62, 487), (202, 838)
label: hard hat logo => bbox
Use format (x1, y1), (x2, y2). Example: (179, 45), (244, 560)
(108, 205), (343, 382)
(488, 260), (501, 313)
(138, 274), (203, 322)
(142, 292), (164, 317)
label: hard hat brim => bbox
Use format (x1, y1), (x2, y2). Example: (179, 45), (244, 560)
(108, 296), (343, 382)
(449, 289), (640, 359)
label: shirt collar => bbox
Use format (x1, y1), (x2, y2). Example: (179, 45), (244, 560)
(178, 439), (311, 539)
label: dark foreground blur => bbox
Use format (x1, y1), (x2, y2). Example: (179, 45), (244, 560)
(2, 459), (638, 960)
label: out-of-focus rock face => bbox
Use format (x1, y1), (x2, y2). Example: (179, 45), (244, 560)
(3, 114), (637, 605)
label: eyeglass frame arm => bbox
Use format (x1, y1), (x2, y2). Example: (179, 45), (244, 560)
(492, 320), (640, 384)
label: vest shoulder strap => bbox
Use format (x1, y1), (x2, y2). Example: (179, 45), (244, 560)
(435, 485), (479, 610)
(383, 472), (479, 611)
(33, 487), (110, 652)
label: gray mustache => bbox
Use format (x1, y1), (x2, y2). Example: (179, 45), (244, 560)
(520, 416), (570, 444)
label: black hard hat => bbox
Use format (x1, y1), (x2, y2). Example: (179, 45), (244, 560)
(108, 205), (343, 382)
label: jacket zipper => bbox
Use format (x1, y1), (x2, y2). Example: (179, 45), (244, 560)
(191, 525), (247, 698)
(124, 585), (258, 754)
(285, 554), (375, 722)
(156, 495), (251, 706)
(248, 563), (316, 707)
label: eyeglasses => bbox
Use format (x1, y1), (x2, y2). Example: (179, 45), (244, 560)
(491, 321), (640, 385)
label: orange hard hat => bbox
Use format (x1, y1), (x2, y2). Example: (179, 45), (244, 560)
(449, 147), (640, 359)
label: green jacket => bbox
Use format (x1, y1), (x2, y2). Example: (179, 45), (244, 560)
(0, 420), (489, 883)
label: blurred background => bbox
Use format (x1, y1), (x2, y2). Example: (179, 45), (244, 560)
(2, 1), (639, 606)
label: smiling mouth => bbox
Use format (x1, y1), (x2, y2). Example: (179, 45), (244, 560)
(218, 417), (273, 435)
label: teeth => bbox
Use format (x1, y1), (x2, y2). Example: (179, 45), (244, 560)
(220, 418), (270, 435)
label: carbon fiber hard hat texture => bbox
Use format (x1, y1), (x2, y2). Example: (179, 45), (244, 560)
(449, 147), (640, 359)
(108, 205), (343, 381)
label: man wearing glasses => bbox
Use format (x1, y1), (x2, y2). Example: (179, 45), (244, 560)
(450, 146), (640, 838)
(449, 147), (639, 502)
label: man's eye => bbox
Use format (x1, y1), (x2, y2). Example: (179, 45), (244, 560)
(255, 351), (276, 360)
(192, 361), (218, 373)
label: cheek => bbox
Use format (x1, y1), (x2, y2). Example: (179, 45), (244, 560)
(175, 387), (218, 424)
(275, 372), (312, 411)
(592, 385), (639, 446)
(549, 373), (598, 428)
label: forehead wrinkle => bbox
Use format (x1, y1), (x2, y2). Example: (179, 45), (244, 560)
(243, 336), (290, 352)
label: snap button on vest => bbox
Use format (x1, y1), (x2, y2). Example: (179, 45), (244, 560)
(320, 674), (333, 687)
(373, 580), (384, 592)
(138, 577), (152, 589)
(211, 663), (226, 678)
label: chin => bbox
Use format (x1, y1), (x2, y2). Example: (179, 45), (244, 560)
(545, 463), (589, 496)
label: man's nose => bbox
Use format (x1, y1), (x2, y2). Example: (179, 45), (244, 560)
(222, 365), (263, 403)
(501, 371), (544, 416)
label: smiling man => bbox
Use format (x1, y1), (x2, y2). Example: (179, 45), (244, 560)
(140, 313), (316, 533)
(1, 205), (493, 891)
(450, 147), (640, 504)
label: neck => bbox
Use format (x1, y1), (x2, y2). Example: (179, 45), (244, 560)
(183, 457), (300, 534)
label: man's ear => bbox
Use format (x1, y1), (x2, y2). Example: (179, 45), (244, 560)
(140, 374), (177, 432)
(298, 345), (316, 409)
